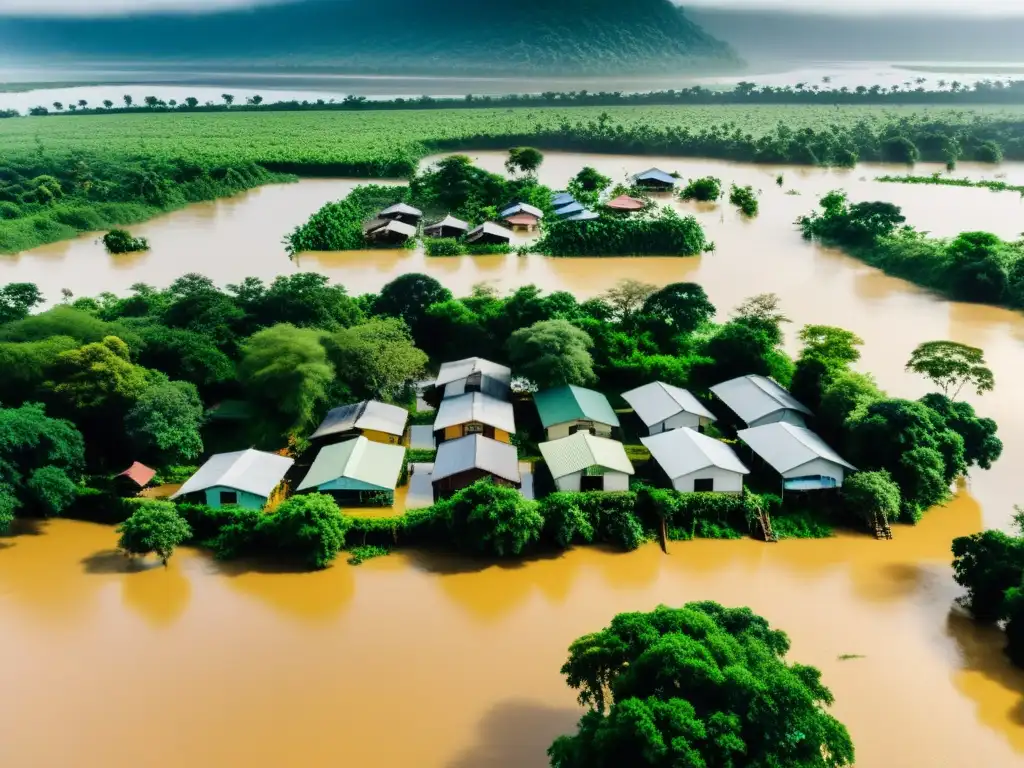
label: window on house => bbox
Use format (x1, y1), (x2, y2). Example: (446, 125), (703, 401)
(465, 372), (483, 392)
(580, 475), (604, 492)
(220, 490), (239, 506)
(571, 421), (595, 435)
(693, 478), (714, 493)
(465, 422), (484, 434)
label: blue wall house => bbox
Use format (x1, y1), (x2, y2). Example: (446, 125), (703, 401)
(297, 437), (406, 506)
(171, 449), (294, 509)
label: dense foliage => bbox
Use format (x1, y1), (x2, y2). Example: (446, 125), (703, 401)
(116, 500), (192, 564)
(548, 602), (854, 767)
(680, 176), (722, 201)
(536, 207), (709, 257)
(102, 229), (149, 254)
(729, 183), (759, 216)
(285, 185), (408, 254)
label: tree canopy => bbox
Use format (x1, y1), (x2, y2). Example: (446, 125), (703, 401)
(117, 500), (193, 564)
(906, 340), (994, 398)
(506, 319), (596, 389)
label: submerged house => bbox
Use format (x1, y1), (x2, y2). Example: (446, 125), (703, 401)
(466, 221), (512, 245)
(504, 213), (540, 231)
(641, 428), (749, 493)
(737, 423), (856, 490)
(539, 432), (634, 492)
(500, 202), (544, 220)
(433, 392), (516, 445)
(378, 202), (423, 225)
(551, 192), (575, 208)
(434, 357), (512, 400)
(710, 374), (812, 429)
(297, 437), (405, 505)
(309, 400), (408, 446)
(621, 382), (716, 435)
(565, 210), (599, 222)
(431, 434), (521, 500)
(631, 168), (677, 190)
(365, 219), (417, 244)
(534, 385), (620, 441)
(424, 214), (469, 239)
(171, 449), (294, 509)
(606, 194), (646, 212)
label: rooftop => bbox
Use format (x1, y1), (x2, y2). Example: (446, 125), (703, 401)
(621, 382), (716, 427)
(554, 201), (585, 217)
(500, 202), (544, 219)
(539, 432), (634, 479)
(606, 194), (646, 211)
(641, 429), (749, 479)
(710, 375), (812, 426)
(298, 436), (405, 492)
(435, 357), (512, 388)
(309, 400), (409, 440)
(431, 434), (521, 484)
(466, 221), (512, 242)
(737, 423), (856, 474)
(632, 168), (677, 185)
(424, 214), (469, 232)
(534, 385), (620, 429)
(117, 461), (156, 488)
(379, 202), (423, 218)
(171, 449), (294, 500)
(433, 392), (517, 435)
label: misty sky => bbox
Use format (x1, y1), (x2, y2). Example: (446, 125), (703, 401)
(1, 0), (1023, 15)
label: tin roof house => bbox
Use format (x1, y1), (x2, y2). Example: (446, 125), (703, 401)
(631, 168), (677, 190)
(621, 382), (716, 436)
(539, 432), (634, 493)
(642, 429), (749, 493)
(466, 222), (512, 245)
(534, 385), (620, 441)
(309, 401), (409, 446)
(710, 375), (812, 429)
(378, 202), (423, 225)
(424, 214), (469, 239)
(431, 434), (521, 500)
(171, 449), (294, 509)
(434, 357), (512, 400)
(737, 423), (856, 490)
(433, 392), (516, 445)
(297, 437), (405, 505)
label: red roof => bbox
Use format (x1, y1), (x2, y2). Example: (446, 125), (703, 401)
(118, 462), (156, 488)
(504, 213), (538, 226)
(606, 195), (646, 211)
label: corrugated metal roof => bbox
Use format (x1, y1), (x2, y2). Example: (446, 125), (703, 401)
(621, 382), (716, 427)
(370, 220), (417, 238)
(539, 432), (634, 479)
(737, 423), (856, 474)
(435, 357), (512, 389)
(424, 214), (469, 233)
(554, 202), (585, 217)
(504, 213), (540, 226)
(566, 210), (600, 221)
(379, 203), (423, 218)
(362, 217), (388, 234)
(466, 221), (512, 243)
(641, 429), (749, 479)
(534, 385), (620, 429)
(551, 192), (576, 207)
(710, 375), (812, 426)
(632, 168), (677, 186)
(298, 436), (405, 492)
(118, 461), (156, 487)
(433, 392), (516, 434)
(309, 400), (409, 440)
(171, 449), (294, 499)
(500, 202), (544, 219)
(606, 195), (646, 211)
(431, 435), (521, 484)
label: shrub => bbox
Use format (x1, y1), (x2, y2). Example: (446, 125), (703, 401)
(102, 229), (149, 253)
(116, 500), (192, 564)
(424, 237), (467, 256)
(680, 176), (721, 201)
(434, 479), (544, 557)
(261, 493), (352, 569)
(729, 184), (759, 216)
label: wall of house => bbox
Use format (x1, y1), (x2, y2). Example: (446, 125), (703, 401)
(433, 468), (519, 500)
(554, 472), (583, 492)
(361, 429), (401, 446)
(784, 458), (847, 487)
(493, 429), (511, 444)
(748, 410), (807, 429)
(546, 420), (613, 440)
(650, 412), (701, 434)
(203, 487), (267, 510)
(436, 423), (510, 444)
(671, 468), (744, 493)
(316, 478), (388, 493)
(443, 379), (467, 399)
(603, 472), (630, 492)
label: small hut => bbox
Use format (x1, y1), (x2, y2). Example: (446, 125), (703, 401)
(500, 202), (544, 220)
(309, 400), (409, 447)
(539, 432), (634, 493)
(424, 214), (469, 239)
(115, 462), (156, 495)
(365, 219), (417, 245)
(631, 168), (677, 191)
(434, 357), (512, 401)
(433, 392), (516, 445)
(431, 434), (521, 500)
(710, 374), (812, 429)
(534, 385), (620, 441)
(606, 194), (646, 213)
(171, 449), (294, 510)
(504, 213), (540, 231)
(621, 382), (716, 435)
(466, 221), (512, 245)
(642, 429), (749, 493)
(378, 202), (423, 225)
(737, 423), (856, 490)
(297, 437), (405, 506)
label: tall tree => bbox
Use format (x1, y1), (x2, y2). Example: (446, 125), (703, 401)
(641, 282), (716, 335)
(506, 319), (596, 389)
(323, 317), (427, 402)
(906, 341), (994, 398)
(602, 279), (657, 323)
(373, 273), (453, 342)
(0, 282), (43, 325)
(125, 380), (205, 466)
(505, 147), (544, 177)
(117, 501), (192, 565)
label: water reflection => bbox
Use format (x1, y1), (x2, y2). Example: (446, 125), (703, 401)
(209, 557), (356, 622)
(446, 700), (582, 768)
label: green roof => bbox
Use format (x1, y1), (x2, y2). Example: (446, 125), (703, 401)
(534, 385), (620, 429)
(298, 437), (405, 492)
(539, 432), (634, 479)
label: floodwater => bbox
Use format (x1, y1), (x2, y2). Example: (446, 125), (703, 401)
(4, 152), (1024, 765)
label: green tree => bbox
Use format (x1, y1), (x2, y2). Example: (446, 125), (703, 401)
(0, 336), (78, 405)
(506, 319), (596, 388)
(261, 493), (351, 569)
(549, 602), (854, 768)
(434, 479), (544, 557)
(373, 273), (453, 342)
(102, 99), (113, 109)
(246, 273), (363, 331)
(919, 393), (1002, 470)
(0, 306), (116, 344)
(184, 97), (199, 108)
(505, 147), (544, 177)
(122, 94), (133, 107)
(680, 176), (722, 201)
(791, 325), (864, 410)
(133, 325), (235, 396)
(0, 282), (43, 325)
(238, 324), (334, 439)
(729, 183), (759, 216)
(117, 501), (192, 564)
(906, 340), (994, 398)
(161, 273), (246, 352)
(602, 279), (657, 323)
(323, 317), (427, 401)
(567, 166), (611, 205)
(125, 380), (205, 465)
(641, 282), (715, 336)
(222, 93), (235, 106)
(842, 470), (901, 528)
(952, 519), (1024, 623)
(944, 232), (1011, 304)
(46, 336), (155, 412)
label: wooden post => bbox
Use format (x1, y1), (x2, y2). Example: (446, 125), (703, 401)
(659, 517), (669, 554)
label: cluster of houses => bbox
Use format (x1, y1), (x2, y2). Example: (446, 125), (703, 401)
(160, 355), (855, 513)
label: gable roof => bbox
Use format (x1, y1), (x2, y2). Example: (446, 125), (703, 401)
(431, 434), (521, 484)
(466, 221), (512, 242)
(554, 201), (586, 217)
(117, 461), (156, 488)
(368, 219), (417, 238)
(310, 400), (409, 440)
(566, 210), (600, 221)
(500, 202), (544, 219)
(504, 213), (540, 226)
(632, 168), (676, 185)
(710, 375), (812, 426)
(379, 202), (423, 218)
(737, 423), (856, 474)
(433, 392), (516, 434)
(606, 194), (646, 211)
(435, 357), (512, 389)
(171, 449), (294, 500)
(621, 382), (716, 427)
(534, 385), (619, 428)
(297, 437), (405, 492)
(641, 429), (749, 479)
(539, 432), (634, 479)
(551, 192), (576, 207)
(424, 214), (469, 233)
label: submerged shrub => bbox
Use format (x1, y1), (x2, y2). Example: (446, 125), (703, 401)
(102, 229), (149, 253)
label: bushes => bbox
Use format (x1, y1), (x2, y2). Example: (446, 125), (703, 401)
(424, 237), (466, 256)
(117, 499), (192, 564)
(680, 176), (721, 201)
(535, 207), (707, 257)
(102, 229), (149, 254)
(284, 184), (408, 254)
(729, 183), (759, 216)
(433, 479), (544, 557)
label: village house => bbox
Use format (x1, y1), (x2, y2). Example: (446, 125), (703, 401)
(551, 192), (576, 208)
(433, 392), (516, 445)
(534, 385), (620, 441)
(621, 381), (716, 435)
(114, 461), (156, 496)
(539, 432), (634, 492)
(553, 201), (586, 218)
(296, 437), (405, 506)
(605, 194), (646, 213)
(631, 167), (677, 191)
(378, 202), (423, 225)
(171, 449), (293, 510)
(308, 400), (408, 446)
(641, 428), (749, 493)
(431, 434), (522, 500)
(710, 374), (812, 428)
(423, 214), (469, 239)
(364, 218), (417, 244)
(466, 221), (512, 245)
(737, 422), (856, 490)
(434, 357), (512, 400)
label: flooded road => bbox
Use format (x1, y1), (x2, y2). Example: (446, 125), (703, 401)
(3, 153), (1024, 765)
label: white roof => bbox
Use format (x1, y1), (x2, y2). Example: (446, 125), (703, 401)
(710, 375), (812, 426)
(432, 434), (521, 484)
(737, 423), (856, 474)
(433, 392), (516, 434)
(641, 429), (749, 479)
(171, 449), (294, 499)
(370, 220), (417, 238)
(379, 202), (423, 217)
(466, 221), (512, 242)
(435, 357), (512, 388)
(309, 400), (408, 440)
(539, 432), (634, 479)
(424, 214), (469, 232)
(621, 382), (716, 427)
(500, 202), (544, 219)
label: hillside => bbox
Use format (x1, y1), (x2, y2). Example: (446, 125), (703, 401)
(0, 0), (738, 76)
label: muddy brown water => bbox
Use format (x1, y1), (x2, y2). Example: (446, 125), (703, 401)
(3, 153), (1024, 766)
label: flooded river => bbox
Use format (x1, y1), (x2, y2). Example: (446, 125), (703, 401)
(3, 153), (1024, 766)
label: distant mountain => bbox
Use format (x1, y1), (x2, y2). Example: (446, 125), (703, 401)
(0, 0), (739, 75)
